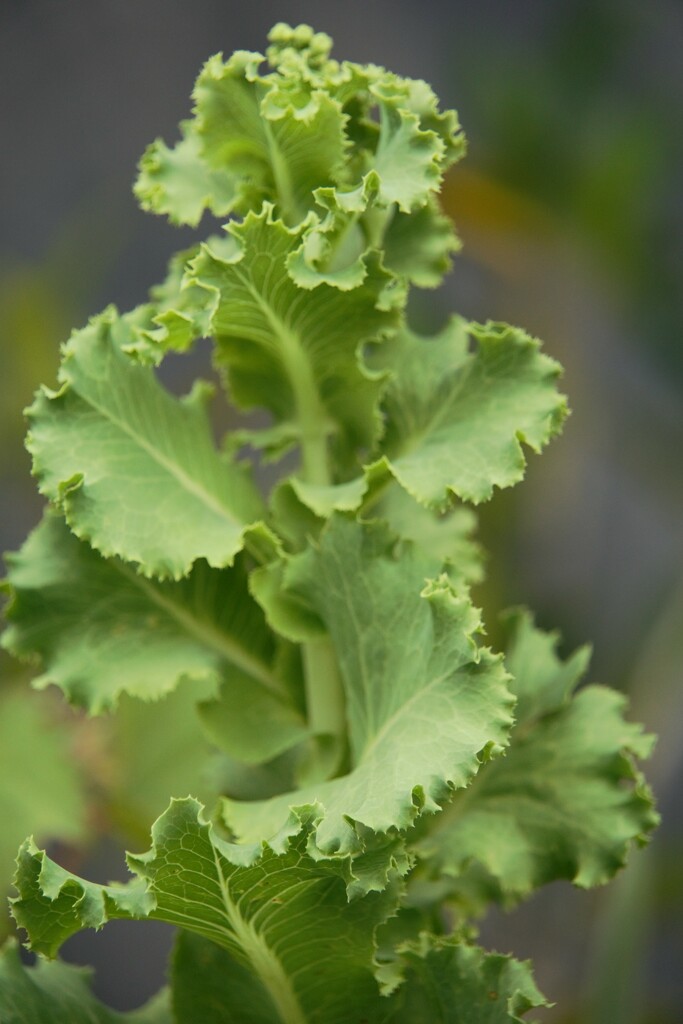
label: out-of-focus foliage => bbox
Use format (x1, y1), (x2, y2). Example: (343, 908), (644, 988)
(449, 0), (682, 377)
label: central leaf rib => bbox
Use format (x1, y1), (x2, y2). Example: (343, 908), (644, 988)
(213, 850), (308, 1024)
(113, 560), (283, 696)
(232, 265), (332, 486)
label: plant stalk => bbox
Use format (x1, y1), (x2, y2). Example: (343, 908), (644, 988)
(298, 396), (348, 771)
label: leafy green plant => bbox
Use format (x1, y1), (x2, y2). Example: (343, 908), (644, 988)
(1, 23), (657, 1022)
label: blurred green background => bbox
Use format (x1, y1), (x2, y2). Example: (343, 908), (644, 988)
(1, 0), (681, 1020)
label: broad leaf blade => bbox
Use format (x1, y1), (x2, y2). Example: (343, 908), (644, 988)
(135, 122), (237, 227)
(191, 206), (402, 465)
(197, 52), (348, 226)
(383, 938), (548, 1023)
(26, 307), (264, 578)
(501, 607), (591, 722)
(172, 929), (546, 1024)
(225, 517), (514, 869)
(372, 318), (567, 507)
(171, 931), (280, 1024)
(377, 486), (483, 586)
(383, 198), (460, 287)
(4, 514), (272, 706)
(414, 618), (658, 907)
(13, 799), (399, 1024)
(136, 45), (348, 228)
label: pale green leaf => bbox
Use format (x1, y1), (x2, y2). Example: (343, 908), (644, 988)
(26, 306), (265, 578)
(138, 46), (348, 228)
(383, 198), (460, 287)
(392, 76), (466, 170)
(195, 50), (348, 226)
(501, 607), (591, 722)
(171, 931), (281, 1024)
(376, 486), (483, 586)
(287, 180), (459, 293)
(190, 206), (402, 467)
(371, 318), (567, 507)
(249, 557), (326, 645)
(124, 240), (239, 363)
(252, 481), (482, 646)
(134, 122), (237, 227)
(340, 66), (465, 214)
(0, 941), (171, 1024)
(133, 25), (465, 232)
(13, 799), (399, 1024)
(370, 102), (444, 213)
(286, 175), (380, 292)
(382, 937), (548, 1023)
(197, 661), (307, 765)
(285, 116), (460, 292)
(282, 459), (387, 520)
(0, 688), (86, 892)
(224, 517), (514, 866)
(4, 513), (272, 704)
(414, 619), (658, 907)
(171, 929), (546, 1024)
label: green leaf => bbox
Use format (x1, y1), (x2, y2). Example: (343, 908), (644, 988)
(500, 607), (591, 722)
(392, 76), (465, 170)
(133, 23), (466, 232)
(13, 790), (540, 1022)
(341, 66), (465, 214)
(0, 941), (171, 1024)
(13, 799), (399, 1024)
(287, 181), (459, 294)
(196, 51), (349, 227)
(383, 937), (548, 1023)
(383, 198), (460, 288)
(197, 649), (308, 765)
(125, 239), (240, 364)
(262, 476), (483, 589)
(370, 98), (445, 213)
(0, 688), (86, 894)
(371, 318), (567, 507)
(190, 206), (402, 472)
(171, 923), (389, 1024)
(134, 122), (237, 227)
(171, 931), (546, 1024)
(137, 45), (348, 228)
(26, 306), (265, 579)
(376, 487), (483, 586)
(286, 175), (381, 292)
(171, 931), (280, 1024)
(2, 512), (281, 710)
(224, 517), (514, 867)
(413, 617), (658, 907)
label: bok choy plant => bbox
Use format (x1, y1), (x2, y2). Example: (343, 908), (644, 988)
(1, 22), (657, 1023)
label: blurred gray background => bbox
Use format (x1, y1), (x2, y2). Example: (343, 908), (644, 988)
(1, 1), (682, 1021)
